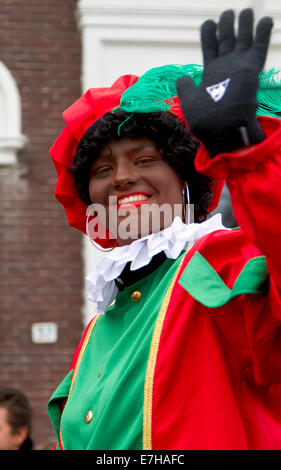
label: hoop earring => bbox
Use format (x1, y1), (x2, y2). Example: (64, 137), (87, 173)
(86, 213), (118, 252)
(182, 181), (191, 225)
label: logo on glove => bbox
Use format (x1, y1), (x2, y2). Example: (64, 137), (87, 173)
(206, 78), (231, 102)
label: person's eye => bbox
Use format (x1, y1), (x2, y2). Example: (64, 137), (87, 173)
(93, 166), (112, 177)
(136, 156), (159, 165)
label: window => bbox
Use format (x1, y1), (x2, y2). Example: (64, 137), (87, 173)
(0, 61), (27, 165)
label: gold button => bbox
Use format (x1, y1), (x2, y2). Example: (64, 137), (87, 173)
(131, 290), (142, 302)
(84, 410), (93, 424)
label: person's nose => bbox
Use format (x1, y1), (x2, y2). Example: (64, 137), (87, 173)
(113, 159), (138, 190)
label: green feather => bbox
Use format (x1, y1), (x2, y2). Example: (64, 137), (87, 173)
(116, 63), (281, 119)
(116, 64), (203, 113)
(257, 68), (281, 117)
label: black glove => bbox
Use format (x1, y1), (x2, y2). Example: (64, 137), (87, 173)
(176, 9), (273, 156)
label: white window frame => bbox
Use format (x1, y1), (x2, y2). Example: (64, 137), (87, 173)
(0, 61), (27, 165)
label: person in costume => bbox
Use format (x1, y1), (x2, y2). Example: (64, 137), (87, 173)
(48, 9), (281, 449)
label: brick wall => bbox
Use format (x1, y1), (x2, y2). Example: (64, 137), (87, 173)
(0, 0), (83, 449)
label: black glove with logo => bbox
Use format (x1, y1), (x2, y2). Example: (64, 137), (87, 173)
(176, 9), (273, 156)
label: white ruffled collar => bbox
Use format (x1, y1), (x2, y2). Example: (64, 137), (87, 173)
(86, 214), (227, 314)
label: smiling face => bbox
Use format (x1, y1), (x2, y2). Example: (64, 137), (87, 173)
(88, 137), (184, 246)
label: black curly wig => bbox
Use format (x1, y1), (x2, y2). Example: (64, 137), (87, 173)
(71, 110), (212, 222)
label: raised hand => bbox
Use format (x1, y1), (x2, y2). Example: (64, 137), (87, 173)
(176, 9), (273, 155)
